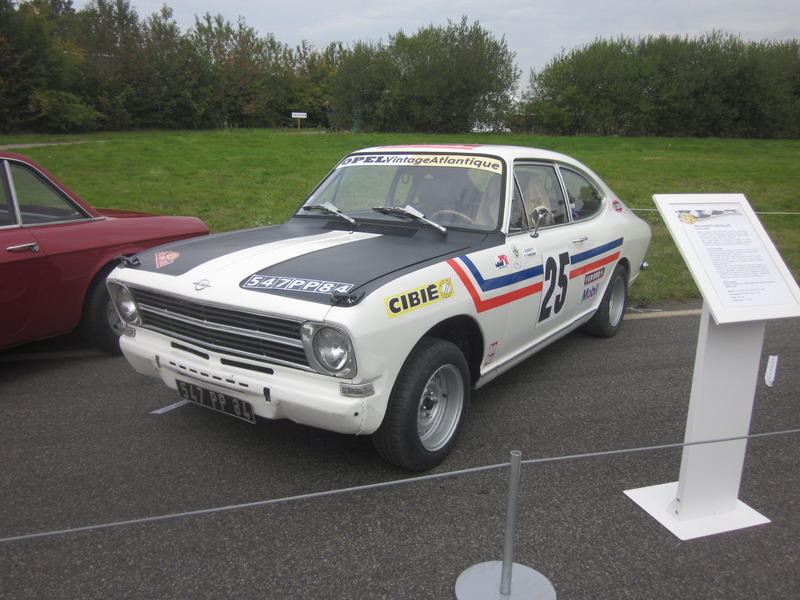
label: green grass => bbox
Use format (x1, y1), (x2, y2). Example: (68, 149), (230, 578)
(5, 129), (799, 306)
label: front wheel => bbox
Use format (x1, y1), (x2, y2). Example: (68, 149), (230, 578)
(582, 263), (628, 338)
(372, 338), (470, 471)
(79, 275), (124, 355)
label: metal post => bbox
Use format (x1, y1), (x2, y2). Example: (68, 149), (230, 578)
(455, 451), (557, 600)
(501, 450), (522, 594)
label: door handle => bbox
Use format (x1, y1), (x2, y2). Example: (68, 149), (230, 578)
(572, 235), (588, 243)
(6, 242), (40, 253)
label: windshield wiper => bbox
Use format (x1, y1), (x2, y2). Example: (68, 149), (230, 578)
(372, 205), (447, 235)
(301, 201), (357, 227)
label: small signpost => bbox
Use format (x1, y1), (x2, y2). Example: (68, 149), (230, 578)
(291, 112), (307, 130)
(625, 194), (800, 540)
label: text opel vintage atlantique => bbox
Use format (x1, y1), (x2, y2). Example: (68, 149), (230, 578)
(108, 145), (651, 470)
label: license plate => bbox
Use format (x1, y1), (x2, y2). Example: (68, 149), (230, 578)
(177, 380), (255, 424)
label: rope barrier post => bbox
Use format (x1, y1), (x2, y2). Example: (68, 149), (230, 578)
(500, 450), (522, 594)
(455, 451), (556, 600)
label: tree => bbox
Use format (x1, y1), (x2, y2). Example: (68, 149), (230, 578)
(188, 13), (297, 128)
(519, 33), (800, 138)
(134, 7), (209, 128)
(0, 0), (99, 132)
(330, 17), (519, 133)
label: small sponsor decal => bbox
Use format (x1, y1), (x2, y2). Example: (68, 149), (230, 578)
(385, 278), (454, 318)
(495, 254), (509, 269)
(155, 250), (180, 269)
(583, 267), (605, 285)
(483, 341), (499, 366)
(511, 245), (520, 259)
(581, 282), (601, 303)
(613, 200), (623, 213)
(241, 275), (354, 295)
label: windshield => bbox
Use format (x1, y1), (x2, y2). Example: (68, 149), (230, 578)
(299, 152), (505, 232)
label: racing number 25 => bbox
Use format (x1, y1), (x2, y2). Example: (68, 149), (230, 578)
(537, 250), (570, 325)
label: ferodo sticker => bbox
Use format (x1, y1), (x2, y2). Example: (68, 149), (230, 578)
(241, 275), (354, 295)
(385, 279), (454, 318)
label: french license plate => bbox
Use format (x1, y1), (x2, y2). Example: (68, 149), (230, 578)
(177, 380), (255, 424)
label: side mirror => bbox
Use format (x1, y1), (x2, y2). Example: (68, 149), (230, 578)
(529, 206), (549, 238)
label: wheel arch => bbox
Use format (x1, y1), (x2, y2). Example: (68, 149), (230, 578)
(617, 256), (631, 281)
(81, 255), (126, 315)
(423, 315), (484, 386)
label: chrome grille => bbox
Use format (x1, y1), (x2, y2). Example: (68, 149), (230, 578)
(130, 287), (309, 370)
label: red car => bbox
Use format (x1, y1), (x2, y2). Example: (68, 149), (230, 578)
(0, 152), (209, 354)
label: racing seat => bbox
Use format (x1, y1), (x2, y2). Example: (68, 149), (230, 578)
(520, 172), (566, 225)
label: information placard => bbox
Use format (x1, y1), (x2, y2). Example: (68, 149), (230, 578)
(653, 194), (800, 324)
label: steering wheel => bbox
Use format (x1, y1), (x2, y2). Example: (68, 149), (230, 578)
(429, 209), (478, 225)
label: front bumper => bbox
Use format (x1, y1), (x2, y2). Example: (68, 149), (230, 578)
(120, 328), (387, 435)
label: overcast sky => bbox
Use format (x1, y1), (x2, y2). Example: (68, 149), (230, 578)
(70, 0), (799, 83)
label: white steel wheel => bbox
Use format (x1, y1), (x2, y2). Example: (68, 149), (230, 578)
(607, 272), (627, 328)
(417, 364), (465, 452)
(582, 263), (628, 338)
(372, 337), (470, 471)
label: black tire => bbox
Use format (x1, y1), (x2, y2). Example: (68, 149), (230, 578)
(79, 274), (124, 355)
(582, 263), (628, 338)
(372, 337), (470, 471)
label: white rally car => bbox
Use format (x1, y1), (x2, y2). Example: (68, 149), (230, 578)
(108, 145), (651, 470)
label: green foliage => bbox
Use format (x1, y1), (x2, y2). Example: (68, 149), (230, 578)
(330, 17), (519, 133)
(519, 33), (800, 138)
(27, 89), (102, 131)
(2, 2), (798, 138)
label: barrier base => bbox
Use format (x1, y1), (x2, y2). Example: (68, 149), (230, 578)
(455, 561), (556, 600)
(624, 482), (770, 540)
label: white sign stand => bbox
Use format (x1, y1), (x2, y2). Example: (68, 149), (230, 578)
(625, 194), (800, 540)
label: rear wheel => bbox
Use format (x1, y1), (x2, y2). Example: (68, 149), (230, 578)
(582, 263), (628, 338)
(372, 338), (469, 471)
(79, 274), (124, 355)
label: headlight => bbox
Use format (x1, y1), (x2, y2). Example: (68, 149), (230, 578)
(108, 282), (140, 325)
(301, 323), (356, 378)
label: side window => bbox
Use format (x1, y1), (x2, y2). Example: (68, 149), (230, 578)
(512, 163), (568, 228)
(560, 168), (604, 221)
(10, 163), (87, 225)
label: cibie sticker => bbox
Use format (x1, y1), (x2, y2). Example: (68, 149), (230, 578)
(155, 250), (180, 269)
(385, 278), (454, 318)
(241, 275), (354, 295)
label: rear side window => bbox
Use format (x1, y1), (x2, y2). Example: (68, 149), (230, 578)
(560, 168), (603, 221)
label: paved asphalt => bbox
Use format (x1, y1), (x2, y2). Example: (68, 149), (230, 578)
(1, 303), (798, 599)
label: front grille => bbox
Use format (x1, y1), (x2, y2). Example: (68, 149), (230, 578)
(130, 287), (310, 370)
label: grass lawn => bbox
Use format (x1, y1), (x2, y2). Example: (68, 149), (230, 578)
(5, 129), (798, 306)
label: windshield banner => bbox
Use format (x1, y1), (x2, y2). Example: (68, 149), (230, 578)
(337, 154), (502, 173)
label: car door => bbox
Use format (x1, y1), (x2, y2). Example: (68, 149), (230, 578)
(0, 160), (95, 346)
(557, 166), (620, 317)
(0, 160), (46, 345)
(482, 162), (579, 364)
